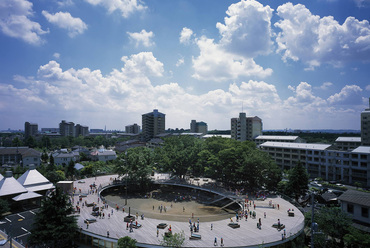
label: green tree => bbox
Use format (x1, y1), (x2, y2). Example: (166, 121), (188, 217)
(66, 160), (76, 179)
(12, 137), (22, 147)
(344, 226), (370, 248)
(160, 231), (185, 247)
(0, 198), (10, 216)
(46, 170), (66, 184)
(117, 236), (137, 248)
(25, 136), (36, 148)
(28, 187), (78, 247)
(286, 162), (309, 201)
(49, 154), (55, 169)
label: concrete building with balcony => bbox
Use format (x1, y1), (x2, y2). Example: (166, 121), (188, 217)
(259, 142), (370, 187)
(335, 137), (361, 151)
(125, 123), (140, 134)
(142, 109), (165, 141)
(361, 100), (370, 146)
(75, 124), (89, 137)
(254, 135), (305, 146)
(59, 120), (75, 137)
(24, 122), (38, 139)
(231, 113), (262, 141)
(190, 120), (208, 135)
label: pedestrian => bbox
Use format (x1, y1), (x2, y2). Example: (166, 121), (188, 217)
(211, 223), (213, 230)
(157, 228), (159, 237)
(221, 237), (224, 247)
(107, 231), (109, 237)
(264, 212), (266, 218)
(214, 237), (217, 246)
(103, 213), (105, 219)
(108, 213), (110, 219)
(183, 206), (185, 212)
(126, 222), (129, 230)
(111, 209), (113, 215)
(86, 221), (89, 229)
(278, 219), (281, 229)
(278, 204), (280, 210)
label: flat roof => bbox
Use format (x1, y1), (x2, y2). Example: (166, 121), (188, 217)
(260, 142), (331, 150)
(255, 135), (299, 141)
(335, 137), (361, 142)
(351, 146), (370, 154)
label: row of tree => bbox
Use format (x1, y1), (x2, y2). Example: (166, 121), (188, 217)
(114, 136), (282, 191)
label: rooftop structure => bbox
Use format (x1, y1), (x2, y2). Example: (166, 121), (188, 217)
(0, 171), (28, 197)
(17, 165), (54, 193)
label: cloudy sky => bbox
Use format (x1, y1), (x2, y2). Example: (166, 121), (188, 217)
(1, 0), (370, 131)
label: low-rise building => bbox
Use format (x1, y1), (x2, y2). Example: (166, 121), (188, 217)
(51, 150), (77, 166)
(91, 149), (117, 162)
(0, 147), (41, 167)
(338, 190), (370, 226)
(335, 137), (361, 151)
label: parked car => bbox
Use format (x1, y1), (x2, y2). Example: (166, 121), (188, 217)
(84, 218), (97, 223)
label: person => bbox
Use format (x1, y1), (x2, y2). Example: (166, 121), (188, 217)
(214, 237), (217, 246)
(221, 237), (224, 247)
(264, 212), (266, 218)
(107, 231), (109, 237)
(278, 219), (281, 229)
(86, 221), (89, 229)
(157, 228), (159, 237)
(211, 223), (213, 230)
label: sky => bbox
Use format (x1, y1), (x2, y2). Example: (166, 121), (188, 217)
(1, 0), (370, 131)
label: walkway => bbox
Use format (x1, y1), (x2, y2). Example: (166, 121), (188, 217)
(74, 174), (305, 247)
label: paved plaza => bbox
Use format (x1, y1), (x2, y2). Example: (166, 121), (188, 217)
(74, 175), (304, 247)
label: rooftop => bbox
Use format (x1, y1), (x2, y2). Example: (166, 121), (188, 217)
(255, 135), (299, 141)
(335, 137), (361, 142)
(338, 190), (370, 207)
(260, 142), (331, 150)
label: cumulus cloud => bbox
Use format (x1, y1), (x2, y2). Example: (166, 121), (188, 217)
(216, 0), (274, 57)
(191, 0), (274, 81)
(127, 29), (154, 47)
(327, 85), (363, 105)
(42, 11), (87, 37)
(275, 2), (370, 69)
(53, 53), (61, 59)
(315, 82), (333, 90)
(1, 50), (367, 130)
(192, 37), (272, 81)
(84, 0), (146, 18)
(179, 27), (193, 44)
(0, 0), (48, 45)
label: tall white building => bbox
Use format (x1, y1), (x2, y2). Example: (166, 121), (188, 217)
(231, 113), (262, 141)
(361, 100), (370, 146)
(142, 109), (165, 141)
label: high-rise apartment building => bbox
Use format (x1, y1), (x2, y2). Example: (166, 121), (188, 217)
(231, 113), (262, 141)
(75, 124), (89, 137)
(125, 123), (140, 134)
(59, 120), (75, 137)
(190, 120), (208, 135)
(24, 122), (38, 139)
(142, 109), (165, 141)
(361, 99), (370, 146)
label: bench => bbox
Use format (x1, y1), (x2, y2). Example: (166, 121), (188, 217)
(157, 223), (168, 229)
(228, 222), (240, 229)
(189, 234), (201, 240)
(132, 223), (142, 229)
(272, 223), (285, 230)
(288, 211), (295, 217)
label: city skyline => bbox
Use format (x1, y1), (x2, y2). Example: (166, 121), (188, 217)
(1, 0), (370, 131)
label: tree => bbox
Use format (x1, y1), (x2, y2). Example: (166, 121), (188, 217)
(0, 198), (10, 216)
(286, 162), (309, 202)
(28, 187), (78, 247)
(160, 231), (185, 247)
(344, 226), (370, 248)
(117, 236), (137, 248)
(66, 160), (76, 179)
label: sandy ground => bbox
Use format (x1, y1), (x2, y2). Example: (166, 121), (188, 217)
(104, 195), (235, 222)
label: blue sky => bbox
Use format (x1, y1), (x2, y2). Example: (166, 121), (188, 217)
(1, 0), (370, 131)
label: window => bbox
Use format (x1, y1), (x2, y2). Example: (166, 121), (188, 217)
(347, 204), (354, 214)
(362, 207), (369, 218)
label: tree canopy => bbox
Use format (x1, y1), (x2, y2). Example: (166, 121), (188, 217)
(286, 162), (309, 201)
(28, 187), (78, 248)
(117, 236), (137, 248)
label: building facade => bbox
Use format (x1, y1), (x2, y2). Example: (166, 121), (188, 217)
(361, 104), (370, 146)
(260, 142), (370, 187)
(125, 123), (140, 134)
(24, 122), (38, 139)
(190, 120), (208, 135)
(75, 124), (89, 137)
(335, 137), (362, 151)
(231, 113), (262, 141)
(142, 109), (165, 141)
(0, 147), (41, 167)
(338, 190), (370, 225)
(254, 135), (305, 146)
(59, 120), (75, 137)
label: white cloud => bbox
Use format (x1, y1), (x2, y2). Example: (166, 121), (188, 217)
(127, 29), (154, 47)
(366, 85), (370, 91)
(315, 82), (333, 90)
(42, 11), (87, 37)
(53, 53), (61, 59)
(216, 0), (274, 57)
(192, 37), (272, 81)
(179, 27), (193, 44)
(275, 2), (370, 69)
(0, 0), (48, 45)
(327, 85), (363, 105)
(353, 0), (370, 7)
(176, 57), (184, 67)
(84, 0), (146, 18)
(0, 51), (367, 130)
(57, 0), (74, 7)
